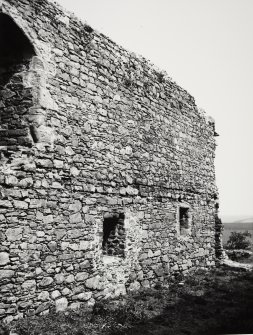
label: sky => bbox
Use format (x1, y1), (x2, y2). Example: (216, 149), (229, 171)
(55, 0), (253, 219)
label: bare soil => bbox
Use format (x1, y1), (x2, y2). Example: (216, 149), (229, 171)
(5, 266), (253, 335)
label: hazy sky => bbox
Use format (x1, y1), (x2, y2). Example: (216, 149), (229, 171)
(55, 0), (253, 218)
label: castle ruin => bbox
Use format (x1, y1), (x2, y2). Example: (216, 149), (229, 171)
(0, 0), (222, 322)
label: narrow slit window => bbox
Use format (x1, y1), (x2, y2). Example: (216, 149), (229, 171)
(102, 213), (125, 257)
(179, 207), (190, 235)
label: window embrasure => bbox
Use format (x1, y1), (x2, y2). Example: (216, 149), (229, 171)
(178, 205), (191, 236)
(102, 213), (125, 257)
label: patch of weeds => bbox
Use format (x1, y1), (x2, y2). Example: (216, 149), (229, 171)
(84, 25), (94, 33)
(13, 308), (94, 335)
(93, 296), (146, 326)
(155, 71), (165, 83)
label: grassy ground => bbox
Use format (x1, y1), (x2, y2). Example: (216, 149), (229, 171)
(233, 251), (253, 264)
(5, 266), (253, 335)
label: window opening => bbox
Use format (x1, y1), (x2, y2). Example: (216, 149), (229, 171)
(102, 213), (125, 257)
(179, 207), (190, 235)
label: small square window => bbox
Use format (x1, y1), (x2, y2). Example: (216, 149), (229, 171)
(102, 213), (125, 257)
(179, 207), (190, 235)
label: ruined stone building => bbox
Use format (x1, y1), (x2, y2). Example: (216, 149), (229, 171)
(0, 0), (221, 322)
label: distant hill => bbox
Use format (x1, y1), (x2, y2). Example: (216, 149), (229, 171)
(223, 222), (253, 230)
(220, 215), (253, 230)
(233, 217), (253, 224)
(221, 215), (253, 222)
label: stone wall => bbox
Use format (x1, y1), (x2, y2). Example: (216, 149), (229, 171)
(0, 0), (220, 323)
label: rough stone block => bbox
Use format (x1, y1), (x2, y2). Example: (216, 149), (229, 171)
(80, 260), (90, 269)
(38, 291), (50, 301)
(36, 159), (53, 168)
(13, 200), (28, 209)
(39, 277), (54, 287)
(0, 200), (13, 208)
(43, 215), (54, 224)
(75, 272), (89, 282)
(55, 274), (65, 284)
(0, 270), (14, 280)
(55, 297), (68, 312)
(69, 212), (82, 224)
(80, 241), (90, 250)
(48, 241), (57, 252)
(35, 302), (51, 315)
(0, 252), (10, 266)
(69, 201), (82, 213)
(22, 280), (36, 290)
(77, 292), (92, 301)
(5, 176), (18, 186)
(6, 228), (23, 241)
(85, 276), (100, 290)
(51, 290), (61, 300)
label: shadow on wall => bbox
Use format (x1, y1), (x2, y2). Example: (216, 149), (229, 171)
(0, 13), (35, 67)
(0, 13), (36, 147)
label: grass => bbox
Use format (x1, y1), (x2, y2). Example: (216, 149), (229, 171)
(4, 266), (253, 335)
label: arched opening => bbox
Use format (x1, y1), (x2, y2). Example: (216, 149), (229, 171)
(0, 13), (35, 68)
(0, 13), (36, 147)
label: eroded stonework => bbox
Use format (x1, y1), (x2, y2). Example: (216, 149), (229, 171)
(0, 0), (222, 323)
